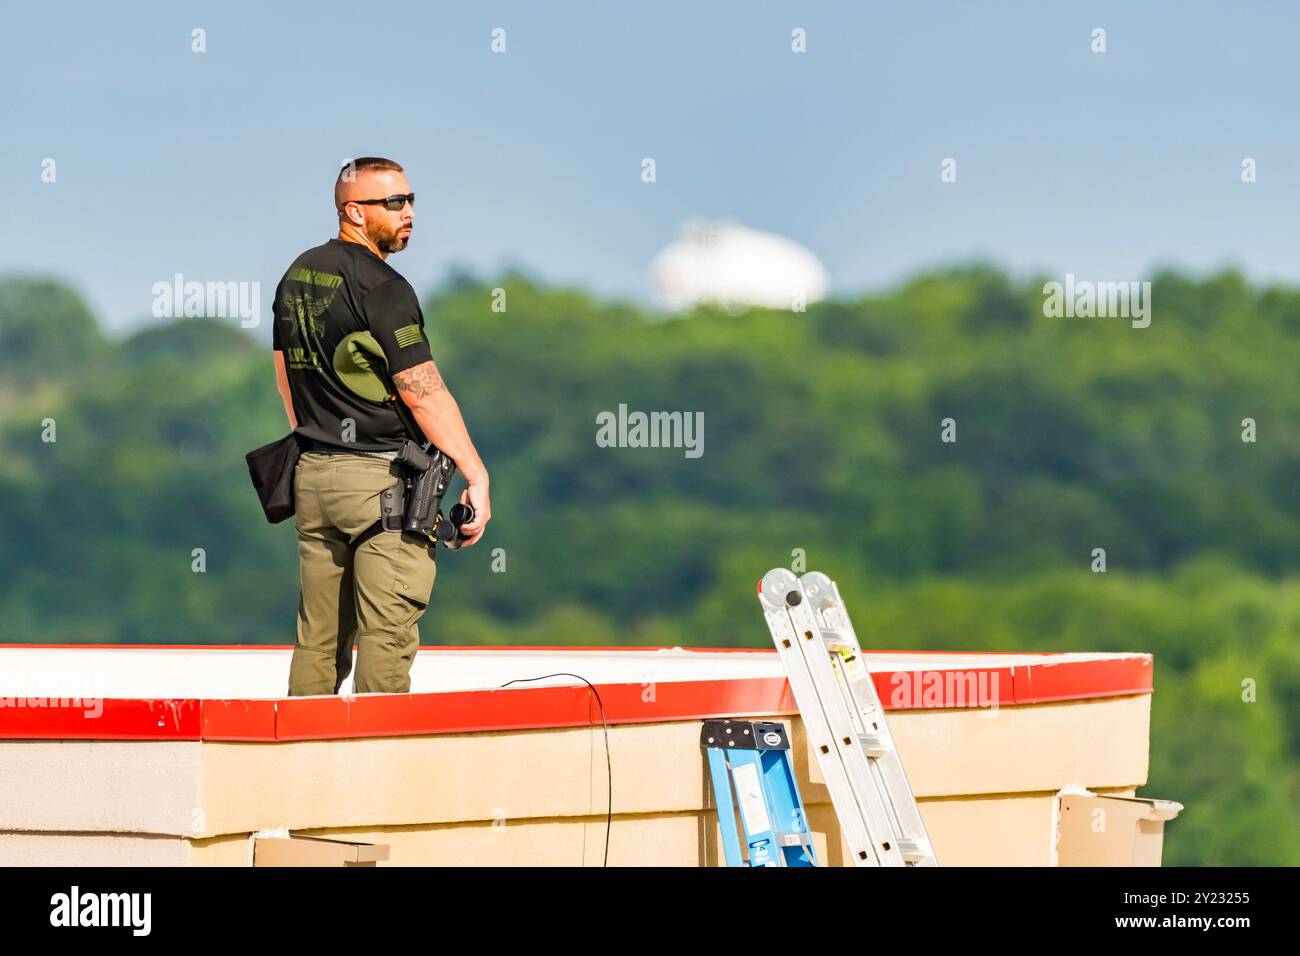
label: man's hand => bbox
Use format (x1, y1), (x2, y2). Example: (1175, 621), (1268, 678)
(456, 480), (491, 547)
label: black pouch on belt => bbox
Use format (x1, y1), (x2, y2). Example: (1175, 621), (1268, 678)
(244, 431), (302, 523)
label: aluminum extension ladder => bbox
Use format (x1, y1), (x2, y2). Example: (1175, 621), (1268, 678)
(756, 568), (938, 867)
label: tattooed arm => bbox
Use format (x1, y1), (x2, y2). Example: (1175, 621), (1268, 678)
(392, 358), (492, 544)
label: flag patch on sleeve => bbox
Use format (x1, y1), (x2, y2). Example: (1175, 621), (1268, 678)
(393, 323), (424, 348)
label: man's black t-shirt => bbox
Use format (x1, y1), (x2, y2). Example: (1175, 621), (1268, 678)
(272, 239), (433, 451)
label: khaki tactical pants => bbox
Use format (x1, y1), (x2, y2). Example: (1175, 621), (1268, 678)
(288, 451), (437, 696)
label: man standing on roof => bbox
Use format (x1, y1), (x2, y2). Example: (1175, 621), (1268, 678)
(271, 156), (491, 696)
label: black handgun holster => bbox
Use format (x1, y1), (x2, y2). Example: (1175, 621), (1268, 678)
(366, 401), (458, 545)
(380, 476), (406, 532)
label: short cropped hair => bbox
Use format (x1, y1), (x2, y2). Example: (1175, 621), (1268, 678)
(339, 157), (403, 178)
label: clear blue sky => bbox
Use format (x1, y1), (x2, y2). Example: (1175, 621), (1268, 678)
(2, 0), (1297, 335)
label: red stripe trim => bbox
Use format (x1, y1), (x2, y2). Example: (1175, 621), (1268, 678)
(1015, 655), (1154, 704)
(0, 654), (1153, 742)
(274, 677), (798, 741)
(201, 699), (278, 740)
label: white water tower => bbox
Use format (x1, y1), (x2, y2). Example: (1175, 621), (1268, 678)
(650, 218), (828, 312)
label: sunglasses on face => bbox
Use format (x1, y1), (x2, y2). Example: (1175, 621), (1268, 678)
(349, 193), (415, 212)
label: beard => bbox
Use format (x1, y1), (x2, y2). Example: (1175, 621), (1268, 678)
(369, 220), (411, 254)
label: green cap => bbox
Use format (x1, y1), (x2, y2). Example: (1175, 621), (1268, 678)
(333, 331), (393, 402)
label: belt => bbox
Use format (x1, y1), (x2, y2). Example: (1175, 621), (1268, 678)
(301, 437), (399, 460)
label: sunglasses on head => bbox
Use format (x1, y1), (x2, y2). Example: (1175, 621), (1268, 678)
(349, 193), (415, 212)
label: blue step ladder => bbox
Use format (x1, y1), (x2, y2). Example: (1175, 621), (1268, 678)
(701, 719), (817, 867)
